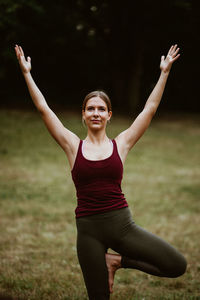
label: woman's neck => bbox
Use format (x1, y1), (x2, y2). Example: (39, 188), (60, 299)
(85, 130), (109, 144)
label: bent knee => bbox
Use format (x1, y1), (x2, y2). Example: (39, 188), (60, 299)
(175, 256), (187, 277)
(168, 255), (187, 278)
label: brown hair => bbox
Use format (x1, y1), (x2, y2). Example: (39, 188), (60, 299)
(82, 90), (112, 112)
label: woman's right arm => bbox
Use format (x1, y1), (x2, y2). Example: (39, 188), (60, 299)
(15, 45), (79, 168)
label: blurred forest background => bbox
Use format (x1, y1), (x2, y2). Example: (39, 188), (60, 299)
(0, 0), (200, 113)
(1, 1), (200, 299)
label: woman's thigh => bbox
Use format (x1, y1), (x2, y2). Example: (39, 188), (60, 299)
(113, 222), (187, 277)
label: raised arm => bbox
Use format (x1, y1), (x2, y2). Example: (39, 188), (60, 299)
(116, 45), (180, 163)
(15, 45), (79, 169)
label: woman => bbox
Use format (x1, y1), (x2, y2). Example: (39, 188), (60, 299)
(15, 44), (187, 300)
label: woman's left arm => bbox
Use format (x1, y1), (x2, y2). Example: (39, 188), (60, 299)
(116, 44), (180, 163)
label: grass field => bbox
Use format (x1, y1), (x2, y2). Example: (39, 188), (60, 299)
(0, 109), (200, 300)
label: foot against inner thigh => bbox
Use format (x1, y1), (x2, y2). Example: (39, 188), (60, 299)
(105, 253), (121, 293)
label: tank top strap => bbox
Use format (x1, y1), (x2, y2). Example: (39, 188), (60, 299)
(112, 139), (118, 155)
(78, 139), (83, 155)
(71, 140), (83, 173)
(112, 139), (116, 147)
(112, 139), (123, 166)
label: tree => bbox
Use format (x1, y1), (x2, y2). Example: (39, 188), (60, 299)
(0, 0), (199, 112)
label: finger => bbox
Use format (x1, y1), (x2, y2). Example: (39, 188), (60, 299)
(172, 53), (180, 62)
(168, 44), (178, 55)
(15, 45), (21, 59)
(14, 45), (18, 56)
(168, 45), (174, 55)
(15, 45), (22, 59)
(19, 55), (24, 64)
(27, 56), (31, 63)
(172, 47), (180, 58)
(171, 44), (178, 55)
(19, 46), (24, 57)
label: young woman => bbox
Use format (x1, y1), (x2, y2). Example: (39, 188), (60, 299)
(15, 44), (187, 300)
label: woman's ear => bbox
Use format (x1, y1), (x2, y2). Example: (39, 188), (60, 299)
(82, 110), (86, 127)
(82, 110), (85, 120)
(108, 111), (112, 121)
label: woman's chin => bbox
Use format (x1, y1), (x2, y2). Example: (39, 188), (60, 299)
(88, 124), (104, 131)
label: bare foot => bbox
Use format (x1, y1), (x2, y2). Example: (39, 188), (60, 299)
(105, 253), (121, 293)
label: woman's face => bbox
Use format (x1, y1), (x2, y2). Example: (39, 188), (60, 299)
(82, 97), (112, 131)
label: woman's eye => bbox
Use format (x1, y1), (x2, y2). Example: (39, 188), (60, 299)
(86, 107), (106, 112)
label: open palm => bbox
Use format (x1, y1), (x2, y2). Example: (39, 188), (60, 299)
(15, 45), (31, 73)
(160, 45), (180, 73)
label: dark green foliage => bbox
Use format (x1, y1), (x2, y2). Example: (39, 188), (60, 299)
(1, 0), (200, 111)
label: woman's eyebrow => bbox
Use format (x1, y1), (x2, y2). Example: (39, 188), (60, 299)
(87, 105), (106, 109)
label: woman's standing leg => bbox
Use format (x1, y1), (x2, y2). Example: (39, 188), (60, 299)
(76, 224), (110, 300)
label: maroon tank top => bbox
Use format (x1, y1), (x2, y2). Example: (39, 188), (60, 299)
(71, 139), (128, 218)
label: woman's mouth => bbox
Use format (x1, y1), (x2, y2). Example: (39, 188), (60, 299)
(91, 120), (101, 123)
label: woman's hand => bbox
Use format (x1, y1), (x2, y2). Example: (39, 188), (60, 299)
(160, 44), (180, 73)
(15, 45), (31, 74)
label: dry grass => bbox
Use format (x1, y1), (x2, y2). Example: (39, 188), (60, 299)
(0, 109), (200, 299)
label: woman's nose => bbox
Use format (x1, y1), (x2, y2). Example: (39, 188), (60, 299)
(93, 108), (99, 116)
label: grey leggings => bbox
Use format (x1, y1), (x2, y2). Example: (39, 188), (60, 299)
(76, 207), (187, 300)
